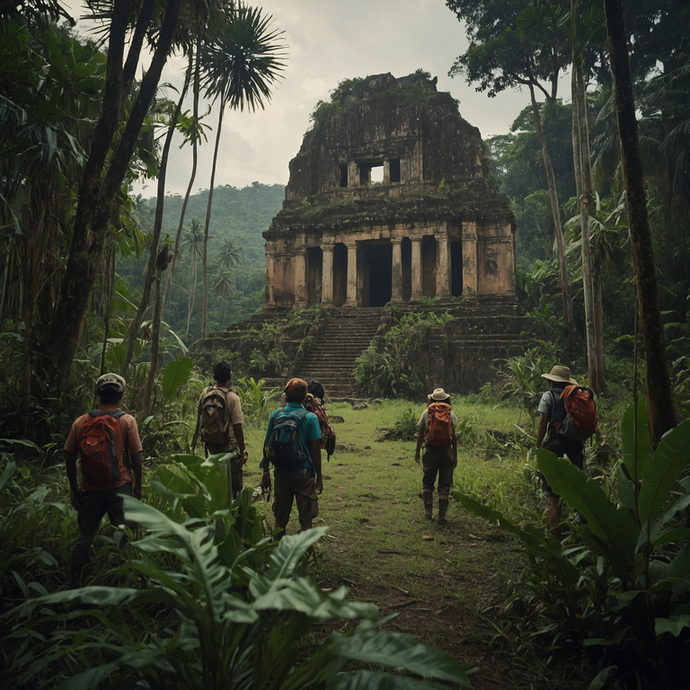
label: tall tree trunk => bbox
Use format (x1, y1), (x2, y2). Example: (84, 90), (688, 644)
(573, 58), (604, 392)
(201, 99), (226, 340)
(603, 0), (677, 446)
(100, 243), (116, 375)
(47, 0), (182, 393)
(162, 40), (202, 315)
(186, 261), (197, 336)
(143, 245), (171, 418)
(121, 58), (192, 377)
(528, 84), (576, 340)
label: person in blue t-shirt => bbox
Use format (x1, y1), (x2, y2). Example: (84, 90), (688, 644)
(261, 378), (322, 538)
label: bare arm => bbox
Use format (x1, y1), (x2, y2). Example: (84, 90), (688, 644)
(415, 425), (425, 463)
(536, 412), (549, 448)
(130, 451), (143, 499)
(311, 440), (323, 494)
(233, 423), (247, 467)
(66, 452), (80, 509)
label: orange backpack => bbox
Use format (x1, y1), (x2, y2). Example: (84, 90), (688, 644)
(78, 410), (125, 486)
(426, 402), (453, 447)
(550, 385), (598, 442)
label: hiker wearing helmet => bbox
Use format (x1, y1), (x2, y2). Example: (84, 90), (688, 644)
(415, 388), (458, 524)
(261, 377), (322, 539)
(537, 365), (597, 534)
(64, 373), (143, 587)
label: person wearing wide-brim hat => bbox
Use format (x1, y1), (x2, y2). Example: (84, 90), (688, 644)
(414, 388), (458, 524)
(536, 366), (583, 535)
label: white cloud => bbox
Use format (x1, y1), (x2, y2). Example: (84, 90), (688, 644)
(68, 0), (534, 196)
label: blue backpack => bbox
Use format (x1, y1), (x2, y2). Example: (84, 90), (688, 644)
(266, 408), (309, 469)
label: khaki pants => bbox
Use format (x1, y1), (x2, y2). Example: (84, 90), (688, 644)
(273, 466), (319, 530)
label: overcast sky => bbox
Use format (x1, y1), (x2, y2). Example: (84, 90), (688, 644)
(71, 1), (537, 196)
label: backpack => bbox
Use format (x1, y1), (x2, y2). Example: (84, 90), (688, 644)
(550, 385), (598, 442)
(78, 409), (125, 486)
(266, 408), (309, 469)
(305, 394), (336, 460)
(426, 402), (453, 447)
(198, 386), (232, 445)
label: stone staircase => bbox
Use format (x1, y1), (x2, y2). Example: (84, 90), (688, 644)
(296, 309), (383, 399)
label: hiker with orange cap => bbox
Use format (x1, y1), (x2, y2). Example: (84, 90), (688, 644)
(536, 365), (590, 534)
(415, 387), (458, 524)
(261, 378), (322, 538)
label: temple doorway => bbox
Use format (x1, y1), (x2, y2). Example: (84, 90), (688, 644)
(360, 241), (392, 307)
(307, 246), (322, 304)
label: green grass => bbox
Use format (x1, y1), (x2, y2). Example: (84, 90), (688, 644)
(241, 397), (555, 687)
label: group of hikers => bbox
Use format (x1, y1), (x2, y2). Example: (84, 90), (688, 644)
(64, 361), (596, 585)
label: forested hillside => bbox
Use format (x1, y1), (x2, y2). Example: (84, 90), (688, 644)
(119, 183), (284, 344)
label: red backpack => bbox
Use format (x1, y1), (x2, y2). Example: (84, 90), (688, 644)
(550, 385), (598, 442)
(305, 394), (336, 459)
(78, 410), (125, 486)
(426, 402), (453, 447)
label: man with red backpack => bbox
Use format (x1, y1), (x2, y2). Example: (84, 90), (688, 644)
(536, 365), (598, 534)
(305, 380), (336, 461)
(415, 388), (458, 524)
(64, 373), (143, 587)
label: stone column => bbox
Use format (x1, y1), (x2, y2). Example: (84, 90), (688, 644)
(391, 237), (403, 302)
(321, 242), (334, 305)
(344, 240), (358, 307)
(411, 237), (422, 300)
(293, 234), (307, 305)
(462, 221), (478, 295)
(265, 241), (276, 308)
(435, 233), (451, 298)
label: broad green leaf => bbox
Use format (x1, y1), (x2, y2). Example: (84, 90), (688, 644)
(648, 491), (690, 545)
(622, 398), (650, 483)
(55, 661), (121, 690)
(651, 527), (690, 548)
(669, 543), (690, 580)
(329, 670), (450, 690)
(616, 463), (636, 510)
(656, 615), (690, 637)
(328, 626), (472, 687)
(0, 460), (16, 490)
(252, 577), (377, 620)
(537, 450), (638, 572)
(162, 357), (194, 400)
(639, 420), (690, 525)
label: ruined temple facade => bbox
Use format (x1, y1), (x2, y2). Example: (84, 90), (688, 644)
(263, 72), (516, 309)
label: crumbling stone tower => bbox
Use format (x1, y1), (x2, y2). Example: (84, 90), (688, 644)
(263, 71), (517, 309)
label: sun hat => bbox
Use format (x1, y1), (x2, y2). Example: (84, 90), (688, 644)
(97, 373), (126, 394)
(428, 387), (451, 401)
(284, 377), (308, 397)
(541, 365), (578, 385)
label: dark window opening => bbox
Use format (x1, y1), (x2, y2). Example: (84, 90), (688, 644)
(333, 243), (348, 307)
(390, 158), (401, 183)
(339, 165), (348, 187)
(359, 164), (369, 186)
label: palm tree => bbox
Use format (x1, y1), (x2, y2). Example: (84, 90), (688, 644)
(218, 237), (241, 270)
(181, 218), (205, 336)
(198, 2), (286, 340)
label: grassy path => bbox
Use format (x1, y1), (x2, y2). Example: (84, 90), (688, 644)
(243, 399), (551, 689)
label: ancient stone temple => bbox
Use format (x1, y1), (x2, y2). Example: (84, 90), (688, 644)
(263, 72), (516, 309)
(199, 72), (539, 398)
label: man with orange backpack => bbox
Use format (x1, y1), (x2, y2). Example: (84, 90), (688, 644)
(536, 365), (598, 534)
(64, 373), (143, 587)
(415, 388), (458, 523)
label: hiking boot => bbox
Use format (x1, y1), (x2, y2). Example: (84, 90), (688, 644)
(422, 490), (434, 521)
(437, 499), (449, 525)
